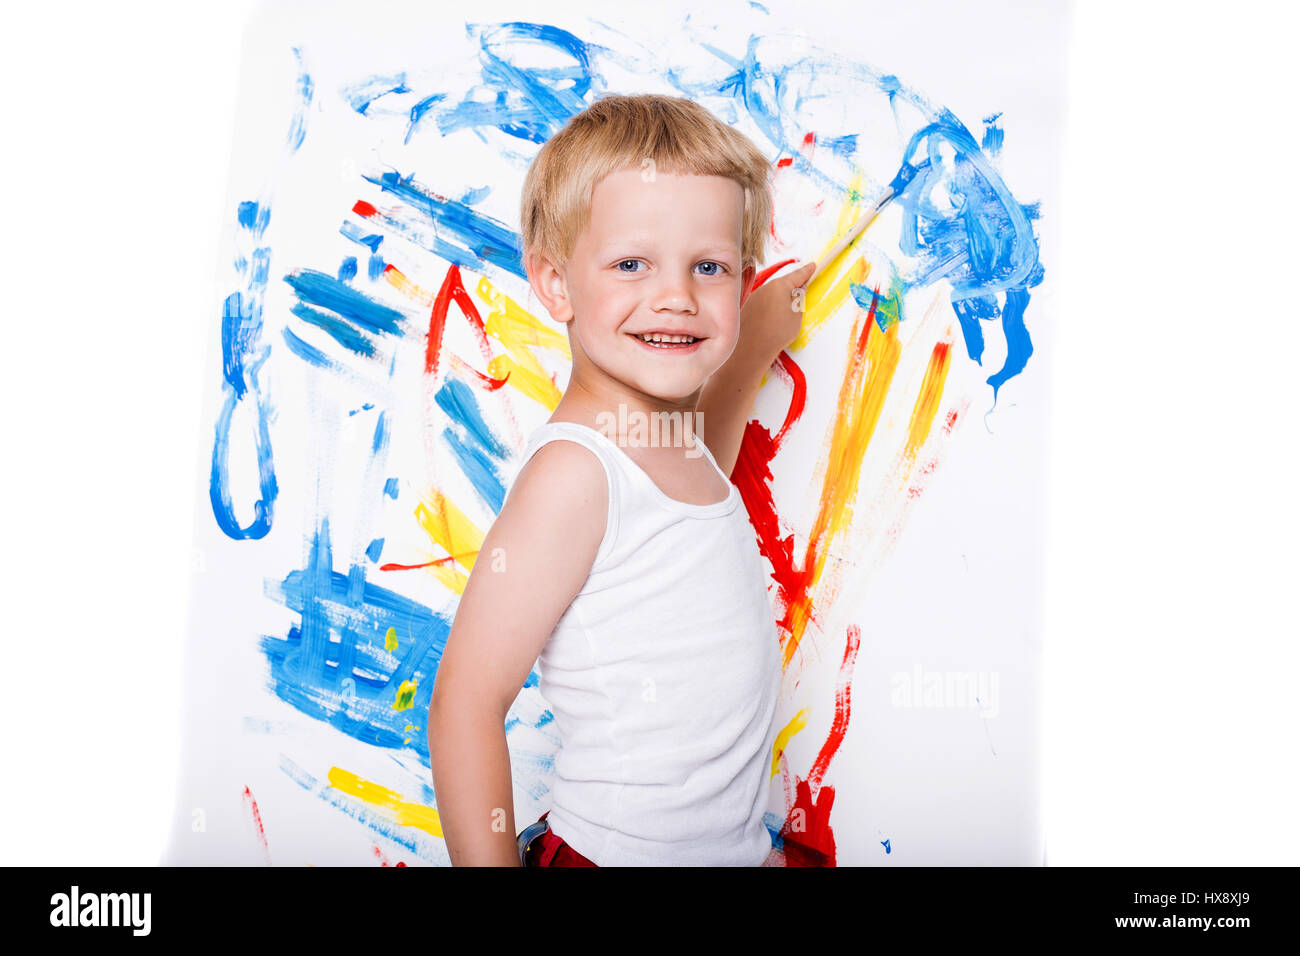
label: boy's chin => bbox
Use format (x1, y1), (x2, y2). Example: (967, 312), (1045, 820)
(629, 375), (709, 403)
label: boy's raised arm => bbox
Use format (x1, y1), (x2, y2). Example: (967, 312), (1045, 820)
(428, 439), (608, 866)
(699, 262), (815, 477)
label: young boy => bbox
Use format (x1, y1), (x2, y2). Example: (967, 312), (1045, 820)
(428, 93), (816, 866)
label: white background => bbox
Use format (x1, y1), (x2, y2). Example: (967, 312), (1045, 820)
(2, 0), (1296, 866)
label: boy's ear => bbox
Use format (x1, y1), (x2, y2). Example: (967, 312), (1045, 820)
(738, 262), (758, 310)
(525, 249), (574, 324)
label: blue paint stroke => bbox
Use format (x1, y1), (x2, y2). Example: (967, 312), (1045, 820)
(404, 91), (447, 144)
(383, 477), (400, 499)
(281, 326), (336, 371)
(763, 811), (785, 852)
(340, 220), (384, 252)
(207, 46), (315, 542)
(281, 268), (408, 368)
(895, 115), (1043, 405)
(372, 410), (389, 455)
(261, 517), (452, 762)
(338, 256), (358, 281)
(435, 377), (510, 511)
(340, 73), (411, 115)
(285, 47), (314, 153)
(209, 202), (278, 540)
(283, 268), (405, 335)
(360, 169), (526, 279)
(441, 22), (596, 144)
(366, 538), (384, 562)
(261, 517), (549, 766)
(981, 112), (1004, 155)
(291, 302), (376, 358)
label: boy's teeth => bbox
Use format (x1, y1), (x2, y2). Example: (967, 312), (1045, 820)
(637, 333), (697, 344)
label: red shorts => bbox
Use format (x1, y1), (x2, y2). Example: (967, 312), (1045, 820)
(522, 811), (599, 867)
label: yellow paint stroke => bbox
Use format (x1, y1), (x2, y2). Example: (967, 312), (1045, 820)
(385, 626), (398, 652)
(904, 338), (953, 460)
(327, 766), (442, 838)
(382, 265), (567, 409)
(771, 708), (809, 778)
(381, 263), (426, 301)
(393, 679), (417, 711)
(784, 304), (902, 668)
(788, 167), (881, 352)
(476, 277), (570, 410)
(794, 257), (869, 352)
(413, 488), (484, 594)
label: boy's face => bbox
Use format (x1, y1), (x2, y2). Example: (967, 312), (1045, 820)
(530, 167), (756, 404)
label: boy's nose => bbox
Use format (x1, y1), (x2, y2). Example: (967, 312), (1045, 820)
(650, 272), (698, 313)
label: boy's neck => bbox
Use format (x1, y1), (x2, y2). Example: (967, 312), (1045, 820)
(550, 378), (705, 453)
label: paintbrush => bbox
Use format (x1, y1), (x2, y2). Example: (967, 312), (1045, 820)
(806, 159), (926, 284)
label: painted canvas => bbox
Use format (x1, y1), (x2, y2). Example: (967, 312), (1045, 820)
(165, 0), (1069, 865)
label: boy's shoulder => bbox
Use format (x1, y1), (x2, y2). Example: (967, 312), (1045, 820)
(491, 436), (611, 577)
(503, 433), (610, 517)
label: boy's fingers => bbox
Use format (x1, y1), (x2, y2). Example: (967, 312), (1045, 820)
(787, 262), (817, 288)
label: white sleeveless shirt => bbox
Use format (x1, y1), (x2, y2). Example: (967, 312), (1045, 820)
(507, 420), (782, 866)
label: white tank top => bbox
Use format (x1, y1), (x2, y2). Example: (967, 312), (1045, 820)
(507, 420), (782, 866)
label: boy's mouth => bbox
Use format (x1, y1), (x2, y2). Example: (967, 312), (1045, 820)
(628, 331), (704, 350)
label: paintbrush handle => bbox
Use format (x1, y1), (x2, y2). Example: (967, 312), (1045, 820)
(810, 186), (895, 283)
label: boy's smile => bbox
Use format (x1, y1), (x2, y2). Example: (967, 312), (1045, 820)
(531, 167), (756, 408)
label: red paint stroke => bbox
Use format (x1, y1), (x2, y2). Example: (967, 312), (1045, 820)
(457, 359), (510, 390)
(371, 844), (408, 867)
(732, 348), (813, 624)
(750, 258), (799, 293)
(780, 624), (860, 866)
(733, 357), (808, 610)
(733, 349), (810, 644)
(422, 263), (490, 377)
(379, 554), (460, 572)
(352, 200), (378, 217)
(776, 156), (794, 168)
(769, 350), (807, 447)
(735, 418), (796, 595)
(241, 785), (272, 865)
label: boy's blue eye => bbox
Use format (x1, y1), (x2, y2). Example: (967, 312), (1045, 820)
(614, 260), (726, 275)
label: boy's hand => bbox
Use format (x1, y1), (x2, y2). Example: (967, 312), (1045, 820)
(699, 261), (817, 477)
(738, 261), (817, 366)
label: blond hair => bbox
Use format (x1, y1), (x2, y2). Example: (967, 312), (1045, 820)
(520, 93), (773, 275)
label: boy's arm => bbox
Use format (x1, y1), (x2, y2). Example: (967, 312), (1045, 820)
(428, 439), (608, 866)
(699, 262), (816, 477)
